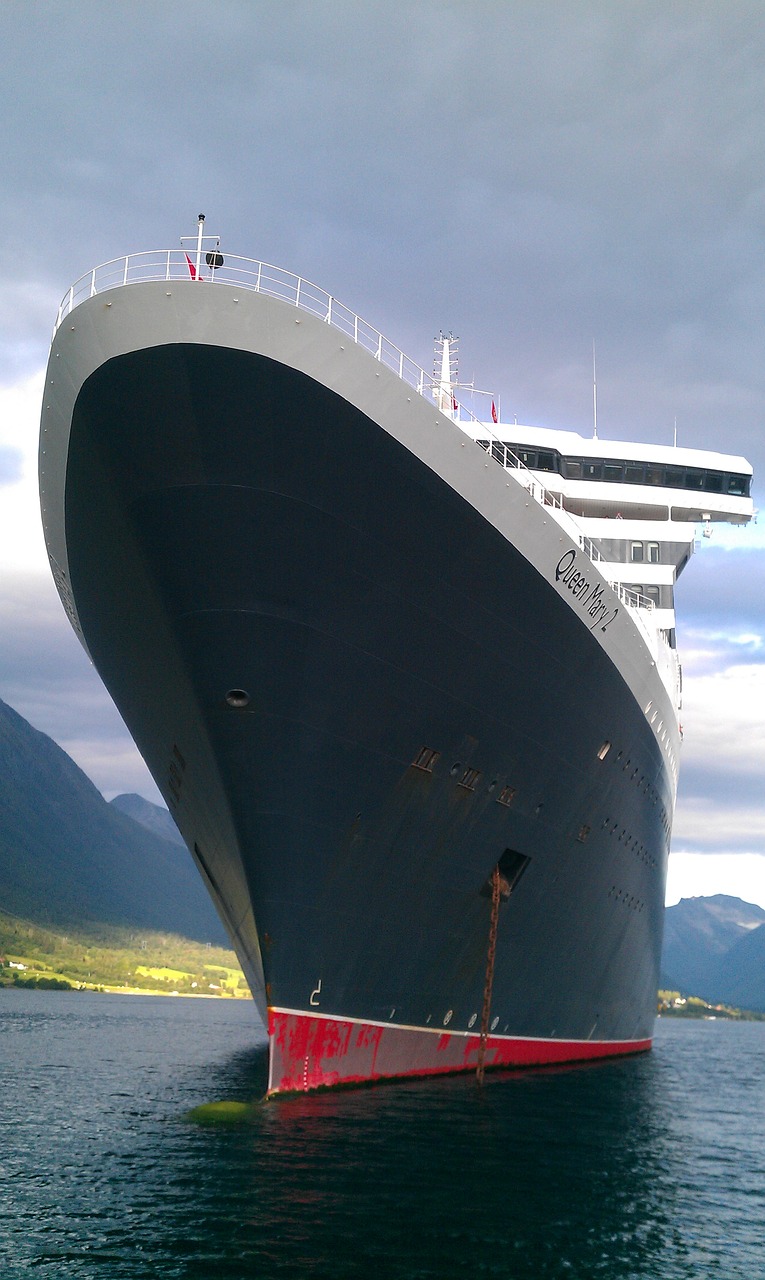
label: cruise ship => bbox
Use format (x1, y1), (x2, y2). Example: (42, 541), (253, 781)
(39, 225), (753, 1093)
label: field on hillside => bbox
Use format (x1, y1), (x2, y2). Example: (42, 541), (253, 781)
(0, 909), (249, 997)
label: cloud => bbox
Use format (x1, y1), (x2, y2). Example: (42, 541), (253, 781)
(0, 371), (48, 573)
(0, 446), (22, 484)
(672, 798), (765, 853)
(0, 571), (160, 802)
(0, 2), (763, 478)
(666, 852), (765, 911)
(1, 1), (764, 903)
(676, 547), (765, 633)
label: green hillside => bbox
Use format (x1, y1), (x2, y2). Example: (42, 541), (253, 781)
(0, 908), (249, 997)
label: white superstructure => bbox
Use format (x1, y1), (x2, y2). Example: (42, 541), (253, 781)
(458, 420), (752, 647)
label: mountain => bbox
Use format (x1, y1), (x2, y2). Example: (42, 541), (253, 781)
(110, 792), (185, 846)
(707, 921), (765, 1011)
(661, 895), (765, 1010)
(0, 697), (226, 944)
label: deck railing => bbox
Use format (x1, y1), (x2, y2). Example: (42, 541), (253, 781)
(55, 249), (661, 640)
(54, 249), (443, 401)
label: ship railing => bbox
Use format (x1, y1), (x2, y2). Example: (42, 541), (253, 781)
(54, 250), (667, 660)
(55, 250), (493, 426)
(54, 249), (437, 395)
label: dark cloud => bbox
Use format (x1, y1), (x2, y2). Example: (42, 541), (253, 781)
(675, 546), (765, 639)
(1, 1), (765, 481)
(2, 1), (764, 877)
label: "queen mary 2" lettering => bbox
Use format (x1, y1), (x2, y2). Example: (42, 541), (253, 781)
(555, 549), (619, 632)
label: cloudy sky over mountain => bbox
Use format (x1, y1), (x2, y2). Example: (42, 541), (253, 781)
(1, 1), (765, 905)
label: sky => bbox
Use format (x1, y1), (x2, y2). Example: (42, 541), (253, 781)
(1, 0), (765, 908)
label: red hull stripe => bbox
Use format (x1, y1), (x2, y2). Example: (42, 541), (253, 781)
(267, 1007), (652, 1094)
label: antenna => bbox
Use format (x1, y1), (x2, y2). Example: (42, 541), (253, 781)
(592, 340), (598, 439)
(673, 415), (678, 448)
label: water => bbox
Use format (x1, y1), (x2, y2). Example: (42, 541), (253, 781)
(1, 992), (763, 1278)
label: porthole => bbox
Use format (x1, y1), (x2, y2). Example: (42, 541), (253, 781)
(225, 689), (250, 708)
(443, 1010), (453, 1026)
(450, 762), (461, 777)
(468, 1013), (477, 1028)
(491, 1016), (499, 1031)
(597, 740), (611, 760)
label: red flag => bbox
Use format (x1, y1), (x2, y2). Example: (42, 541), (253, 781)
(452, 394), (458, 411)
(491, 400), (498, 423)
(184, 253), (198, 280)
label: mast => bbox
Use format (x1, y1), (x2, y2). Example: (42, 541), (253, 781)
(592, 339), (598, 440)
(434, 332), (458, 417)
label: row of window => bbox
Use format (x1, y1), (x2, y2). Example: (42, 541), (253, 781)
(477, 440), (751, 497)
(630, 540), (660, 563)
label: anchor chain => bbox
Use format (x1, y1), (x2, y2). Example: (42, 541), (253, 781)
(476, 863), (501, 1085)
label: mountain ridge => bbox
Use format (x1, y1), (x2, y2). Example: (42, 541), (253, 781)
(0, 697), (226, 944)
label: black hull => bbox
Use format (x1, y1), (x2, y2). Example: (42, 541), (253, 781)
(58, 337), (670, 1068)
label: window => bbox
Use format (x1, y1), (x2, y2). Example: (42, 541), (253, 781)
(537, 451), (556, 471)
(645, 466), (663, 485)
(728, 475), (748, 496)
(459, 766), (481, 791)
(412, 746), (440, 772)
(647, 541), (660, 563)
(583, 461), (603, 480)
(645, 585), (660, 606)
(625, 465), (644, 484)
(604, 463), (624, 482)
(630, 541), (644, 563)
(564, 458), (583, 479)
(684, 470), (705, 489)
(491, 441), (506, 464)
(597, 741), (612, 760)
(496, 784), (516, 807)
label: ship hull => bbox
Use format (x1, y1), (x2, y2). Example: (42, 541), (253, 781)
(268, 1009), (651, 1093)
(40, 283), (675, 1092)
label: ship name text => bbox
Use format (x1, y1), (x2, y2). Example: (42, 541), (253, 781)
(555, 550), (618, 631)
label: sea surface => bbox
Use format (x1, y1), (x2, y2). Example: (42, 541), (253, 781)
(1, 992), (763, 1279)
